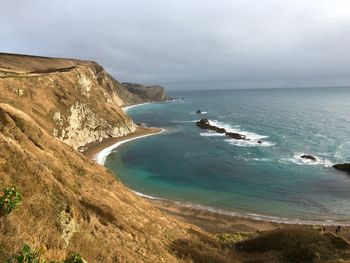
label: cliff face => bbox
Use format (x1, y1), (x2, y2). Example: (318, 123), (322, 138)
(0, 53), (139, 150)
(0, 53), (234, 262)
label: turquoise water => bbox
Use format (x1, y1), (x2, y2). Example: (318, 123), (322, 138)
(105, 88), (350, 223)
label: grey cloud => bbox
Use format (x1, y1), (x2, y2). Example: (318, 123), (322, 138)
(1, 0), (350, 89)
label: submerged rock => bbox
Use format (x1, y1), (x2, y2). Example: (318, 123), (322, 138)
(226, 132), (246, 140)
(333, 163), (350, 174)
(196, 118), (211, 129)
(301, 155), (317, 161)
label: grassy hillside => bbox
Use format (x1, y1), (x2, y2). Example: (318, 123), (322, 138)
(0, 53), (349, 263)
(0, 53), (238, 262)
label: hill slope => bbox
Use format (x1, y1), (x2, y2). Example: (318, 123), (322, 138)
(2, 53), (350, 263)
(0, 53), (237, 262)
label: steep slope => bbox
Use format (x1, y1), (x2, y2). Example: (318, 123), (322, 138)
(0, 53), (237, 262)
(0, 53), (137, 151)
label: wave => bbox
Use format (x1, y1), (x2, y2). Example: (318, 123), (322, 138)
(133, 191), (350, 226)
(205, 119), (274, 147)
(122, 102), (154, 112)
(132, 190), (161, 200)
(279, 153), (334, 168)
(225, 139), (276, 147)
(190, 111), (208, 115)
(170, 120), (197, 123)
(200, 131), (226, 137)
(241, 157), (271, 162)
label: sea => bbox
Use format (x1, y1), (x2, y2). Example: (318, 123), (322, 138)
(104, 87), (350, 224)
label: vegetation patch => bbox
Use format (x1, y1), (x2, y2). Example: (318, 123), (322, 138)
(0, 186), (21, 215)
(171, 229), (239, 263)
(5, 244), (45, 263)
(6, 244), (86, 263)
(213, 232), (258, 248)
(236, 228), (347, 263)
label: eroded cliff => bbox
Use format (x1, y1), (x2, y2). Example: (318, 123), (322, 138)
(0, 53), (139, 150)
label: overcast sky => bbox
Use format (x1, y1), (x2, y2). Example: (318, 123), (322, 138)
(1, 0), (350, 90)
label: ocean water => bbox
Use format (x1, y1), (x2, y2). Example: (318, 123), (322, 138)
(105, 88), (350, 223)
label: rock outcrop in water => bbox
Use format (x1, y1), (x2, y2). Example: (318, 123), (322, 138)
(196, 118), (247, 139)
(333, 163), (350, 174)
(301, 155), (317, 161)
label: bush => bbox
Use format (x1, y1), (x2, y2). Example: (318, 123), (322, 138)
(64, 253), (86, 263)
(0, 186), (22, 215)
(5, 244), (45, 263)
(6, 245), (86, 263)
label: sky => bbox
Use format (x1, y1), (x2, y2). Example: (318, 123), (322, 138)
(1, 0), (350, 90)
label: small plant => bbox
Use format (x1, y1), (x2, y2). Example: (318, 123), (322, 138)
(5, 244), (45, 263)
(7, 245), (86, 263)
(64, 253), (86, 263)
(0, 186), (22, 215)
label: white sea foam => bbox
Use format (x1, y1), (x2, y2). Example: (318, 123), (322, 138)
(170, 120), (197, 123)
(122, 102), (154, 112)
(200, 132), (226, 137)
(280, 153), (334, 168)
(201, 119), (274, 147)
(225, 139), (276, 147)
(190, 111), (208, 115)
(94, 129), (164, 165)
(244, 157), (271, 162)
(132, 190), (161, 200)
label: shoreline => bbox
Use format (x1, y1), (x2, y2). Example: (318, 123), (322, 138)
(83, 106), (350, 237)
(122, 102), (155, 112)
(83, 126), (162, 162)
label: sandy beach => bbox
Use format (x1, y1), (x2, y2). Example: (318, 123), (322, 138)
(83, 124), (350, 240)
(83, 126), (162, 161)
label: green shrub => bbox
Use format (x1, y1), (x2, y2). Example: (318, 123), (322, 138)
(6, 245), (86, 263)
(0, 186), (22, 215)
(64, 253), (85, 263)
(5, 244), (45, 263)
